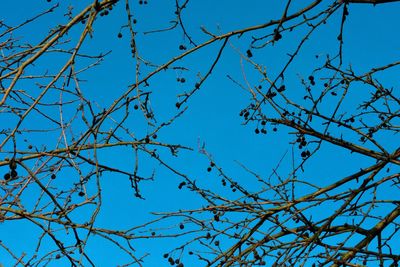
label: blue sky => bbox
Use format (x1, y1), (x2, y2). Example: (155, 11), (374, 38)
(1, 1), (400, 266)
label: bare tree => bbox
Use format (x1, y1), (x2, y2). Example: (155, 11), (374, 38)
(0, 0), (399, 266)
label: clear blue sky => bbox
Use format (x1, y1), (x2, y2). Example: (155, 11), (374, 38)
(1, 1), (399, 266)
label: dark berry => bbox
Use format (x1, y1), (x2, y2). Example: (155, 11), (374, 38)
(179, 223), (184, 229)
(246, 49), (253, 58)
(273, 30), (282, 41)
(51, 173), (56, 179)
(134, 104), (139, 110)
(178, 181), (186, 189)
(4, 173), (10, 180)
(10, 169), (17, 178)
(78, 191), (85, 197)
(255, 128), (260, 134)
(117, 32), (122, 38)
(207, 167), (212, 172)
